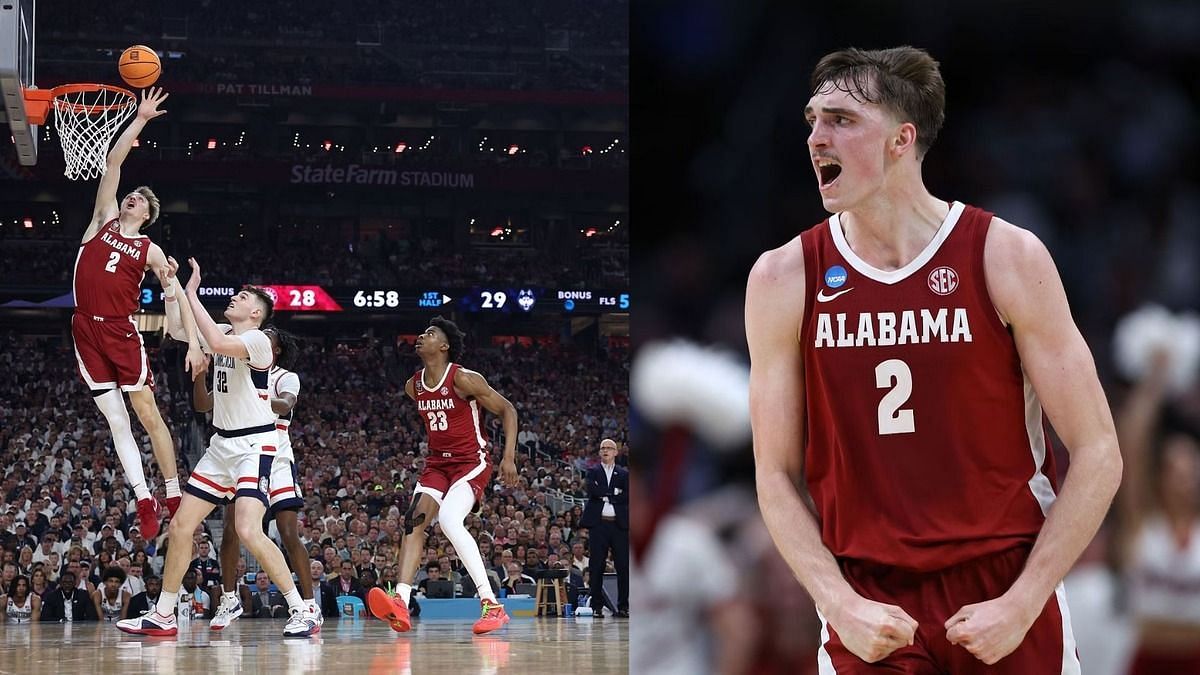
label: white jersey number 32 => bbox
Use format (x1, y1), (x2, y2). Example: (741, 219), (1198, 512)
(875, 359), (915, 435)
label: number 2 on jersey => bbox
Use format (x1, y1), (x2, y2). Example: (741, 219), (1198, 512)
(104, 252), (120, 273)
(875, 359), (915, 435)
(426, 410), (448, 431)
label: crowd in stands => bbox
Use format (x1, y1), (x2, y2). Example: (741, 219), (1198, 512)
(0, 329), (629, 622)
(41, 0), (627, 92)
(0, 226), (629, 289)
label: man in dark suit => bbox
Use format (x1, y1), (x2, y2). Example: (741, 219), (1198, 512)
(332, 559), (365, 602)
(243, 570), (287, 619)
(127, 575), (162, 617)
(40, 570), (98, 622)
(309, 560), (339, 619)
(580, 438), (629, 617)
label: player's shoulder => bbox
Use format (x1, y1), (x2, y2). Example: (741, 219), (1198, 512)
(454, 366), (486, 383)
(747, 233), (806, 291)
(983, 215), (1054, 272)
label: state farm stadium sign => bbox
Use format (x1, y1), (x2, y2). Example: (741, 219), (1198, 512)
(290, 164), (476, 188)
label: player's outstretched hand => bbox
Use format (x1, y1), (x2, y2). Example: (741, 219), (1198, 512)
(185, 257), (202, 294)
(828, 594), (918, 664)
(164, 255), (179, 281)
(187, 352), (211, 381)
(499, 457), (518, 486)
(944, 594), (1039, 665)
(137, 86), (169, 121)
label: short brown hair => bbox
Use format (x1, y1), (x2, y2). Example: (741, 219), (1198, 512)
(242, 286), (275, 327)
(811, 46), (945, 158)
(135, 186), (160, 227)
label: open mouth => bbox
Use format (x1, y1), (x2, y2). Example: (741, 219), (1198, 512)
(815, 159), (842, 189)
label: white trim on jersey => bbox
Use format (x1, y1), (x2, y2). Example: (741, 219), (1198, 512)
(73, 340), (116, 390)
(422, 362), (454, 391)
(816, 609), (836, 674)
(71, 246), (83, 310)
(468, 399), (488, 449)
(1055, 582), (1082, 675)
(829, 201), (965, 285)
(1023, 375), (1057, 516)
(118, 316), (149, 392)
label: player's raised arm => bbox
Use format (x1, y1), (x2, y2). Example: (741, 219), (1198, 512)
(157, 252), (205, 379)
(944, 220), (1123, 665)
(85, 87), (168, 240)
(455, 369), (519, 486)
(184, 258), (252, 360)
(747, 239), (916, 665)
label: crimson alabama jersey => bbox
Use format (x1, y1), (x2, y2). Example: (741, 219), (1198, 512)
(799, 201), (1058, 573)
(73, 219), (149, 317)
(414, 363), (488, 456)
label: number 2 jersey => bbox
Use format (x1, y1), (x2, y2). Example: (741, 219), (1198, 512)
(414, 363), (488, 457)
(73, 219), (150, 318)
(799, 201), (1058, 573)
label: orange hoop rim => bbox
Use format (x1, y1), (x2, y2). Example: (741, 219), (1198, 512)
(23, 83), (137, 124)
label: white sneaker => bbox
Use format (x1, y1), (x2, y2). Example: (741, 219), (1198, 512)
(283, 607), (320, 637)
(117, 609), (177, 636)
(306, 601), (324, 626)
(209, 594), (244, 631)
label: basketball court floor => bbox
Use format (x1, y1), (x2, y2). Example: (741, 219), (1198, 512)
(0, 618), (629, 674)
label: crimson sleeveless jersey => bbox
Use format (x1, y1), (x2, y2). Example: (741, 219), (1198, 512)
(414, 363), (488, 456)
(73, 219), (150, 317)
(799, 201), (1058, 572)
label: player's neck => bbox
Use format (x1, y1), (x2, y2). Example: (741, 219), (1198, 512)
(229, 318), (259, 334)
(839, 183), (948, 271)
(116, 214), (145, 238)
(421, 359), (450, 381)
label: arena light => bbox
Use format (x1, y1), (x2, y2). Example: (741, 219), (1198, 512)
(23, 217), (33, 229)
(507, 144), (520, 156)
(394, 142), (407, 154)
(581, 145), (592, 156)
(491, 227), (504, 237)
(206, 138), (217, 150)
(132, 139), (140, 147)
(584, 227), (597, 238)
(322, 140), (333, 151)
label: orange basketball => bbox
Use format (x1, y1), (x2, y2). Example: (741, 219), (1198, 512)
(118, 45), (161, 88)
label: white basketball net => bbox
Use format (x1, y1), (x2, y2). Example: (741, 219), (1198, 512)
(52, 87), (137, 181)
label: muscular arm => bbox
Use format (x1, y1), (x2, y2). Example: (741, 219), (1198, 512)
(271, 392), (297, 417)
(984, 219), (1123, 612)
(193, 366), (213, 413)
(747, 239), (916, 663)
(404, 377), (416, 401)
(83, 87), (168, 243)
(455, 369), (518, 462)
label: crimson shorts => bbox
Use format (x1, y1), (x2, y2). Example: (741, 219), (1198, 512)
(413, 448), (492, 506)
(71, 312), (154, 392)
(818, 546), (1080, 674)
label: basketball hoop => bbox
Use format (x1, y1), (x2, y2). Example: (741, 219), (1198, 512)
(24, 84), (138, 180)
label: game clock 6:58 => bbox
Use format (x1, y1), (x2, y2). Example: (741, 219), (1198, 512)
(353, 289), (401, 308)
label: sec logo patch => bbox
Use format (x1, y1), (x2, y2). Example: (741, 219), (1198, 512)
(928, 266), (959, 295)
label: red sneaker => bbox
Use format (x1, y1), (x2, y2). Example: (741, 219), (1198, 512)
(165, 496), (181, 518)
(136, 498), (161, 540)
(367, 586), (411, 632)
(472, 599), (509, 635)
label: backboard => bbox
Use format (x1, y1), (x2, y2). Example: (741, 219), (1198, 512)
(0, 0), (36, 165)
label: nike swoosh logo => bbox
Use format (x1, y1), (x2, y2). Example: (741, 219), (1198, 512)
(125, 332), (134, 338)
(815, 287), (854, 303)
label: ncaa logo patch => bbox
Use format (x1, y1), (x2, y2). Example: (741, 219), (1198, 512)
(824, 265), (848, 289)
(928, 266), (959, 295)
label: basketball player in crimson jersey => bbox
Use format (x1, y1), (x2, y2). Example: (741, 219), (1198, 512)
(368, 316), (519, 635)
(746, 47), (1123, 673)
(71, 86), (204, 541)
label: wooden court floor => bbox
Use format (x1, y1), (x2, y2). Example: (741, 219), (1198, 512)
(0, 617), (629, 674)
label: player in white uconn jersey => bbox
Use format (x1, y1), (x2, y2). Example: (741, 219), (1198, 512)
(118, 258), (317, 638)
(193, 327), (323, 631)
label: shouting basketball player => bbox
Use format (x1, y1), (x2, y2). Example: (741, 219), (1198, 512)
(117, 258), (317, 637)
(368, 316), (519, 635)
(70, 86), (204, 540)
(746, 47), (1122, 673)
